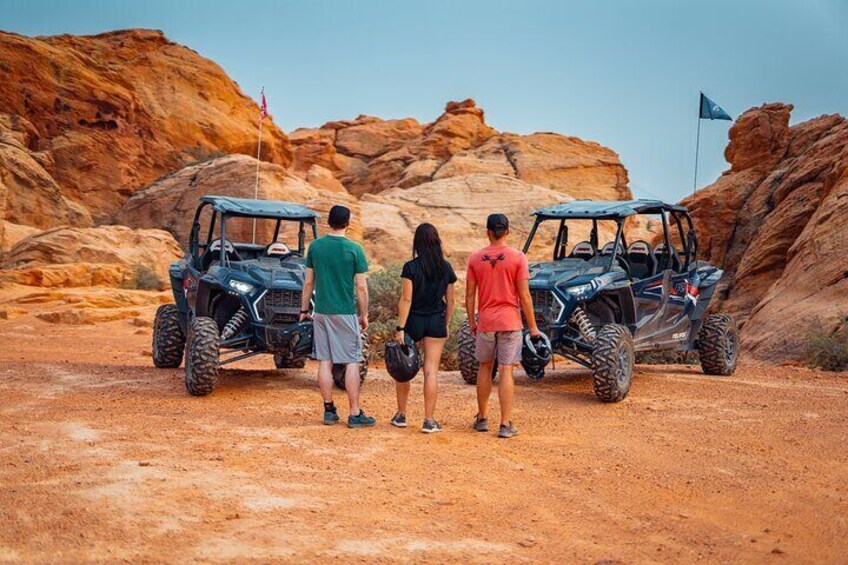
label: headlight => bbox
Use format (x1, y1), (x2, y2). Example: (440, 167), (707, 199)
(564, 284), (593, 301)
(228, 279), (254, 294)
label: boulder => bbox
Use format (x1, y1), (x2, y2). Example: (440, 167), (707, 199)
(1, 225), (182, 288)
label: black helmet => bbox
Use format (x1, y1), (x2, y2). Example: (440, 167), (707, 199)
(385, 336), (420, 383)
(521, 331), (552, 380)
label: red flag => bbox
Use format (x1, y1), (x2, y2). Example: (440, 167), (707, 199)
(260, 89), (269, 119)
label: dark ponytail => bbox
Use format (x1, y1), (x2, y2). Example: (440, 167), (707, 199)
(412, 223), (448, 280)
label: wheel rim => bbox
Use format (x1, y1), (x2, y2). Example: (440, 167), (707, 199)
(724, 331), (737, 363)
(617, 346), (631, 385)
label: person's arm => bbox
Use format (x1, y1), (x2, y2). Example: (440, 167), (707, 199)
(354, 245), (369, 331)
(465, 277), (477, 337)
(355, 272), (369, 331)
(445, 283), (456, 336)
(299, 268), (314, 321)
(518, 278), (541, 337)
(516, 253), (541, 337)
(395, 279), (413, 343)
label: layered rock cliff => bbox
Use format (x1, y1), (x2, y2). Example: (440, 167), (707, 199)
(683, 103), (848, 361)
(289, 99), (631, 200)
(0, 29), (291, 232)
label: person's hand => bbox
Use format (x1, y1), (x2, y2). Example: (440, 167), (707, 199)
(299, 311), (312, 322)
(529, 326), (542, 339)
(359, 313), (369, 331)
(395, 330), (405, 344)
(469, 319), (477, 337)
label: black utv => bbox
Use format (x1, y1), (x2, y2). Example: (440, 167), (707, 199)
(457, 199), (738, 402)
(151, 196), (368, 396)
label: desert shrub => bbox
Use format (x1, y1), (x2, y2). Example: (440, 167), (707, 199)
(121, 265), (163, 291)
(804, 316), (848, 372)
(367, 265), (403, 362)
(366, 264), (465, 371)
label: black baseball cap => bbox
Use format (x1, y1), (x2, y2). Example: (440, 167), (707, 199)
(486, 213), (509, 232)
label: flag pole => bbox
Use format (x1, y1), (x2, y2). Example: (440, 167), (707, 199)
(693, 92), (702, 197)
(252, 86), (264, 244)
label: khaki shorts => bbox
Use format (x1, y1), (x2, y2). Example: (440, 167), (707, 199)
(475, 330), (523, 365)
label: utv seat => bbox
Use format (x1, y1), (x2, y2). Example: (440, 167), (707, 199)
(569, 241), (596, 261)
(626, 240), (657, 280)
(200, 239), (239, 271)
(600, 241), (630, 273)
(654, 243), (682, 273)
(600, 242), (625, 257)
(265, 241), (292, 257)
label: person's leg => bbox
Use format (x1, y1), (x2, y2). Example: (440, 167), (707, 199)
(317, 360), (334, 402)
(313, 315), (337, 424)
(476, 362), (493, 419)
(475, 332), (496, 423)
(496, 331), (522, 438)
(422, 337), (446, 421)
(345, 361), (361, 415)
(395, 380), (411, 415)
(498, 363), (515, 426)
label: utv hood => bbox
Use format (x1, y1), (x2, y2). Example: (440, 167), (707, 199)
(529, 258), (613, 289)
(218, 257), (307, 289)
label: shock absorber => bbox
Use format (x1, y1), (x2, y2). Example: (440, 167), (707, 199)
(569, 307), (596, 343)
(221, 306), (248, 340)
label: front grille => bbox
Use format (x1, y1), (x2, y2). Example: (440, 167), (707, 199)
(530, 289), (563, 331)
(259, 289), (302, 325)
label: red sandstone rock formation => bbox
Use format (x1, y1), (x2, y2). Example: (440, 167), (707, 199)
(0, 29), (291, 224)
(683, 103), (848, 361)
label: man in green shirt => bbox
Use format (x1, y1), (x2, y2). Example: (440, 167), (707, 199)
(300, 205), (375, 428)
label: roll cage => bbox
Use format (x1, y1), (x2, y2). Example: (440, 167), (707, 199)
(522, 199), (699, 276)
(188, 196), (319, 268)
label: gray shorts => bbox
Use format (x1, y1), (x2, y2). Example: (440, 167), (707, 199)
(475, 330), (523, 365)
(312, 313), (363, 364)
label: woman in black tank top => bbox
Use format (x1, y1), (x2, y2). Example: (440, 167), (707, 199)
(391, 223), (456, 433)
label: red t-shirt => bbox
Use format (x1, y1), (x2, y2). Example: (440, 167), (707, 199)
(466, 244), (529, 332)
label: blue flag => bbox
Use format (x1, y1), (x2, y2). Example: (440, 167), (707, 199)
(699, 92), (732, 121)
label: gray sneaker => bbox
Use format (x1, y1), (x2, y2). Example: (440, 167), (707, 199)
(347, 410), (376, 428)
(473, 415), (489, 432)
(390, 412), (407, 428)
(498, 422), (519, 439)
(421, 420), (443, 434)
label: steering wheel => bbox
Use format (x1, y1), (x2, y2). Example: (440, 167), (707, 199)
(615, 256), (631, 277)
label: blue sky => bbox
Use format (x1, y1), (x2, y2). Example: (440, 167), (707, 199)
(3, 0), (847, 202)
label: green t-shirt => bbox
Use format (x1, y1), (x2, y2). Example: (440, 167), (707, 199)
(306, 235), (368, 315)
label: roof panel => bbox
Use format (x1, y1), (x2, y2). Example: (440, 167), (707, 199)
(532, 199), (679, 219)
(200, 195), (318, 219)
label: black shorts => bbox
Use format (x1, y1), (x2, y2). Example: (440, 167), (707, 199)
(404, 312), (448, 342)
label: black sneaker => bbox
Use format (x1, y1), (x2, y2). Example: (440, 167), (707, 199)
(421, 420), (443, 434)
(390, 412), (407, 428)
(473, 415), (489, 432)
(498, 422), (519, 439)
(347, 410), (376, 428)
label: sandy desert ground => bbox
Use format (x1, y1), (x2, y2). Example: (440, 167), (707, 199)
(1, 305), (847, 564)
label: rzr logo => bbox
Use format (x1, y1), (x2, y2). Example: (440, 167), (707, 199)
(482, 253), (506, 269)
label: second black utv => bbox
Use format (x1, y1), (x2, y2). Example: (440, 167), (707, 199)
(457, 199), (738, 403)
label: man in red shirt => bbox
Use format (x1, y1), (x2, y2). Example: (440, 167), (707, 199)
(466, 214), (541, 438)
